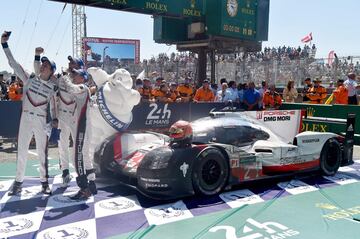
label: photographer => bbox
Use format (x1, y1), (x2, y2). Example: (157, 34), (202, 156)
(1, 31), (58, 196)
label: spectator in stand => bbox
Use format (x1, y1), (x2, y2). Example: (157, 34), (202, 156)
(263, 84), (282, 110)
(243, 82), (260, 110)
(194, 80), (214, 102)
(238, 83), (248, 104)
(215, 82), (228, 102)
(0, 74), (8, 100)
(8, 76), (23, 101)
(155, 83), (172, 103)
(344, 72), (359, 105)
(138, 78), (154, 103)
(223, 80), (239, 103)
(211, 83), (218, 97)
(306, 78), (327, 104)
(134, 78), (143, 90)
(151, 77), (164, 99)
(258, 81), (267, 109)
(177, 78), (193, 102)
(302, 77), (312, 102)
(169, 82), (180, 102)
(332, 79), (348, 104)
(220, 78), (227, 85)
(283, 80), (298, 103)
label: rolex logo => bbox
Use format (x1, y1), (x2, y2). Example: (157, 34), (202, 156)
(190, 0), (195, 8)
(315, 203), (338, 210)
(306, 107), (315, 117)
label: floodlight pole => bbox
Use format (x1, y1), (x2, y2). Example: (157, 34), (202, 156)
(72, 4), (86, 58)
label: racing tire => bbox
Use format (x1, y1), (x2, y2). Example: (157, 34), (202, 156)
(192, 148), (229, 196)
(320, 138), (341, 176)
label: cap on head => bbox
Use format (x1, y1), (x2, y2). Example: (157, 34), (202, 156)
(41, 56), (56, 73)
(337, 79), (344, 83)
(68, 56), (84, 68)
(72, 69), (88, 82)
(305, 77), (311, 82)
(313, 78), (321, 83)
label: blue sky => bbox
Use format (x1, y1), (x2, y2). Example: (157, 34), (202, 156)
(0, 0), (359, 73)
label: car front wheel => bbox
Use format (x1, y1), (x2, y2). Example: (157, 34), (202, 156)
(192, 148), (229, 196)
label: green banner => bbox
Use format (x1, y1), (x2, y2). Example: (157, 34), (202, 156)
(114, 182), (360, 239)
(89, 0), (204, 18)
(206, 0), (258, 40)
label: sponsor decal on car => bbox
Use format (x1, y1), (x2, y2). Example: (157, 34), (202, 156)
(302, 138), (320, 143)
(209, 218), (300, 239)
(257, 110), (296, 122)
(140, 177), (169, 188)
(180, 162), (189, 177)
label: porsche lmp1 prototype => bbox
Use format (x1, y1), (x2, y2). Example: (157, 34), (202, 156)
(94, 110), (355, 199)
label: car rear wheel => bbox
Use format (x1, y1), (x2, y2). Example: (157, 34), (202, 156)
(320, 138), (341, 176)
(192, 148), (229, 196)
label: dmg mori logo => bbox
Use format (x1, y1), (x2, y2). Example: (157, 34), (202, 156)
(209, 218), (300, 239)
(0, 219), (33, 233)
(306, 107), (315, 117)
(42, 227), (89, 239)
(145, 103), (171, 126)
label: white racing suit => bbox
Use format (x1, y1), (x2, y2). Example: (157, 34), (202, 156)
(57, 76), (76, 173)
(2, 44), (57, 184)
(60, 76), (95, 189)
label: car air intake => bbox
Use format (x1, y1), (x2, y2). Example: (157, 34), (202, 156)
(255, 149), (272, 153)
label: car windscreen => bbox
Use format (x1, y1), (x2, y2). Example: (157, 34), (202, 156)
(192, 117), (269, 146)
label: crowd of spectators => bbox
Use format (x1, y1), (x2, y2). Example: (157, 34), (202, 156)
(0, 74), (23, 101)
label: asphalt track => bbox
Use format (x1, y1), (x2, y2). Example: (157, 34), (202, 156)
(1, 145), (360, 238)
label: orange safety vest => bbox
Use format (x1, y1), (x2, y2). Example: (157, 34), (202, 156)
(177, 85), (193, 98)
(263, 91), (282, 109)
(333, 85), (348, 104)
(194, 87), (215, 102)
(306, 85), (327, 104)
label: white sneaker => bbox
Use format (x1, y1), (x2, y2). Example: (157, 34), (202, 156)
(61, 174), (73, 188)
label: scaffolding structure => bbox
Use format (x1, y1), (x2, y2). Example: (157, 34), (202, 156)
(72, 4), (86, 58)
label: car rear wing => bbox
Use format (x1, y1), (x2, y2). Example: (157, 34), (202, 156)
(342, 113), (355, 166)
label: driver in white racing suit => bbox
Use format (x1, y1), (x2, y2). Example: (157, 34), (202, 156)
(2, 31), (58, 196)
(59, 69), (96, 200)
(56, 56), (84, 187)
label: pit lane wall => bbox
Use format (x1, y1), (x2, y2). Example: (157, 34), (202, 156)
(280, 103), (360, 144)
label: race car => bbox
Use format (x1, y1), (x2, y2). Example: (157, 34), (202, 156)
(94, 110), (355, 199)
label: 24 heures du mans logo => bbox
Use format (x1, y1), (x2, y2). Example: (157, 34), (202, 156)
(209, 218), (300, 239)
(145, 103), (172, 126)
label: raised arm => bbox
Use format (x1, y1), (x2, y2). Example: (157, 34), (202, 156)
(1, 32), (29, 83)
(34, 47), (44, 75)
(61, 75), (88, 96)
